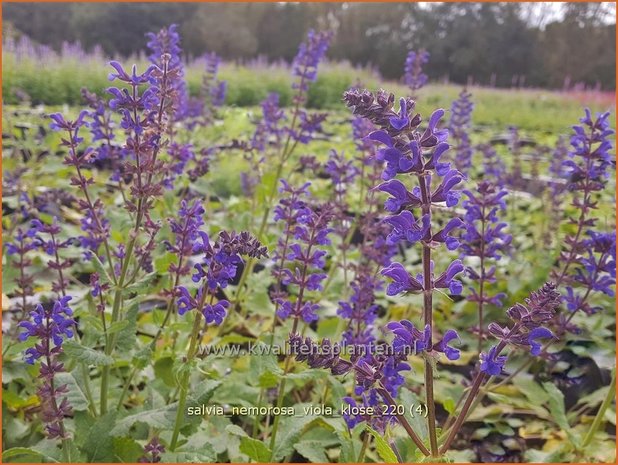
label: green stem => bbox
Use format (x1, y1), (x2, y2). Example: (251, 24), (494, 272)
(170, 310), (204, 451)
(582, 369), (616, 448)
(268, 318), (300, 457)
(357, 433), (369, 462)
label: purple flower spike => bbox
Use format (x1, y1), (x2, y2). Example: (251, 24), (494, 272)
(449, 89), (474, 175)
(19, 296), (75, 439)
(178, 231), (266, 326)
(404, 49), (429, 93)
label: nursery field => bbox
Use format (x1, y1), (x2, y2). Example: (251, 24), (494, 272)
(1, 26), (616, 464)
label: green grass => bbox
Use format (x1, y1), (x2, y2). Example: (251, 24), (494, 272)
(4, 50), (615, 134)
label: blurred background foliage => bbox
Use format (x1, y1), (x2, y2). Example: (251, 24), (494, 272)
(3, 2), (616, 90)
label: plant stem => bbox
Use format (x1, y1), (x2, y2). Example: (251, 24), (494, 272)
(440, 330), (517, 454)
(417, 173), (438, 457)
(439, 371), (486, 454)
(582, 368), (616, 448)
(268, 317), (300, 457)
(377, 386), (430, 456)
(170, 308), (205, 451)
(477, 204), (486, 354)
(358, 433), (370, 462)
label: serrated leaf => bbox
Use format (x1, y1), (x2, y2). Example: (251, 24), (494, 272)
(271, 415), (316, 461)
(124, 272), (157, 294)
(64, 340), (114, 366)
(55, 372), (89, 412)
(91, 253), (113, 286)
(116, 301), (139, 353)
(239, 436), (272, 462)
(83, 412), (117, 462)
(366, 425), (398, 463)
(106, 319), (130, 335)
(110, 405), (177, 436)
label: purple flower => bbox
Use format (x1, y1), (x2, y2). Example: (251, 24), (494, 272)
(250, 93), (286, 152)
(19, 296), (75, 363)
(449, 89), (474, 175)
(381, 262), (423, 295)
(274, 196), (333, 323)
(178, 231), (267, 326)
(435, 330), (461, 360)
(165, 199), (205, 276)
(19, 296), (75, 439)
(482, 283), (562, 373)
(30, 218), (74, 294)
(292, 29), (332, 89)
(479, 143), (507, 188)
(460, 181), (512, 331)
(139, 436), (165, 463)
(403, 50), (429, 93)
(527, 327), (554, 356)
(434, 260), (465, 295)
(146, 24), (188, 121)
(479, 346), (507, 376)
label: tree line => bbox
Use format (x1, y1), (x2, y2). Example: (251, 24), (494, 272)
(3, 2), (616, 90)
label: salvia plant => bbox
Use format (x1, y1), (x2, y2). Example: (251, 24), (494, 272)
(2, 23), (615, 465)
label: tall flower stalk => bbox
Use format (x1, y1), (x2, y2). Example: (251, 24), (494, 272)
(233, 29), (332, 306)
(460, 181), (512, 352)
(19, 296), (76, 461)
(344, 88), (464, 456)
(170, 231), (266, 450)
(404, 49), (429, 97)
(268, 202), (333, 456)
(449, 88), (474, 176)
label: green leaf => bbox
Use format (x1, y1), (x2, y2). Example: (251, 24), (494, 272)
(116, 300), (139, 353)
(2, 447), (50, 463)
(112, 437), (144, 463)
(271, 415), (316, 461)
(239, 436), (272, 462)
(543, 382), (580, 448)
(294, 440), (330, 463)
(366, 425), (399, 463)
(82, 412), (117, 462)
(106, 319), (130, 335)
(124, 272), (157, 294)
(336, 430), (358, 463)
(160, 446), (217, 464)
(225, 424), (249, 437)
(154, 356), (176, 388)
(55, 372), (89, 412)
(91, 253), (113, 286)
(63, 340), (114, 366)
(110, 405), (177, 436)
(442, 397), (456, 415)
